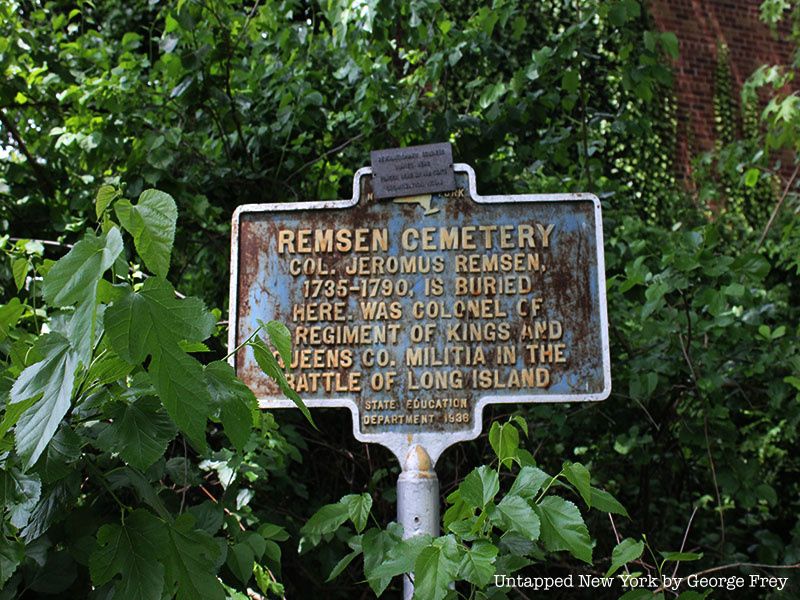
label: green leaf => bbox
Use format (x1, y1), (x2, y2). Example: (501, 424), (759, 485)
(341, 493), (372, 533)
(606, 538), (644, 576)
(34, 425), (81, 483)
(509, 466), (549, 500)
(0, 536), (24, 588)
(226, 542), (254, 584)
(105, 279), (215, 448)
(42, 228), (123, 307)
(1, 467), (41, 529)
(370, 523), (433, 584)
(458, 540), (497, 587)
(96, 185), (120, 219)
(265, 320), (292, 367)
(744, 167), (760, 187)
(327, 534), (362, 582)
(413, 535), (460, 600)
(250, 338), (314, 427)
(327, 548), (361, 582)
(258, 523), (289, 542)
(459, 465), (500, 509)
(12, 258), (27, 292)
(492, 495), (540, 540)
(659, 551), (703, 562)
(535, 496), (592, 563)
(98, 397), (177, 471)
(115, 189), (177, 278)
(164, 514), (225, 600)
(10, 333), (79, 467)
(204, 361), (256, 451)
(660, 31), (679, 59)
(561, 69), (579, 94)
(300, 502), (349, 545)
(590, 487), (629, 517)
(363, 524), (410, 595)
(0, 298), (25, 342)
(90, 509), (168, 600)
(478, 82), (507, 109)
(489, 422), (520, 468)
(563, 462), (592, 507)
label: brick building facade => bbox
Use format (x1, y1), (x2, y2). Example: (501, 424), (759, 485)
(649, 0), (793, 177)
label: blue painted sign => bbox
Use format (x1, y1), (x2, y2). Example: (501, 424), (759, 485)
(229, 164), (610, 463)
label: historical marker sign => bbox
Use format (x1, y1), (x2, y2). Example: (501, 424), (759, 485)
(229, 163), (610, 462)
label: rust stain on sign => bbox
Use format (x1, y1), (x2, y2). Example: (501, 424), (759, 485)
(229, 164), (610, 461)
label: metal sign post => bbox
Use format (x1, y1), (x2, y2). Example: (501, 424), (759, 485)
(229, 147), (610, 597)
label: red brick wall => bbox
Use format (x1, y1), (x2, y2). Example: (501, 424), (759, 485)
(648, 0), (793, 178)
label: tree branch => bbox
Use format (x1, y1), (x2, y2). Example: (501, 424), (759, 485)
(0, 108), (56, 197)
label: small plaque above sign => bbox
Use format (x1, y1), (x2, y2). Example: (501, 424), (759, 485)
(370, 142), (456, 199)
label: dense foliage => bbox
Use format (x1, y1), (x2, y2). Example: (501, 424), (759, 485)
(1, 0), (799, 598)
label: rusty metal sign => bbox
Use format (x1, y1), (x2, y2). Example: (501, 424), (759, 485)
(370, 142), (456, 199)
(229, 164), (610, 463)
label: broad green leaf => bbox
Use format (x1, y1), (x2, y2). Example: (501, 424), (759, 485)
(105, 279), (214, 364)
(413, 535), (460, 600)
(0, 467), (41, 528)
(241, 532), (266, 559)
(364, 524), (415, 595)
(300, 502), (349, 545)
(107, 468), (171, 521)
(561, 69), (579, 94)
(489, 422), (519, 468)
(105, 279), (215, 448)
(660, 31), (679, 59)
(258, 523), (289, 542)
(492, 495), (540, 540)
(744, 167), (760, 187)
(250, 338), (314, 426)
(535, 496), (592, 563)
(42, 228), (123, 307)
(660, 551), (703, 562)
(369, 533), (427, 580)
(21, 478), (77, 542)
(164, 514), (225, 600)
(0, 536), (24, 588)
(265, 320), (292, 367)
(327, 548), (360, 582)
(590, 487), (629, 517)
(606, 538), (644, 576)
(61, 293), (103, 365)
(509, 466), (549, 500)
(458, 540), (497, 587)
(226, 542), (254, 584)
(97, 397), (177, 470)
(10, 333), (79, 467)
(0, 298), (25, 341)
(0, 396), (36, 440)
(341, 493), (372, 533)
(12, 258), (27, 291)
(96, 185), (120, 218)
(115, 189), (177, 278)
(34, 425), (81, 483)
(204, 361), (257, 452)
(325, 533), (363, 582)
(459, 465), (500, 509)
(90, 509), (168, 600)
(563, 462), (592, 507)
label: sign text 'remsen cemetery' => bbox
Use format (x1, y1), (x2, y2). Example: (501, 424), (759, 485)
(229, 164), (610, 444)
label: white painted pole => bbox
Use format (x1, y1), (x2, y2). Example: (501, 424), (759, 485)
(397, 444), (439, 600)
